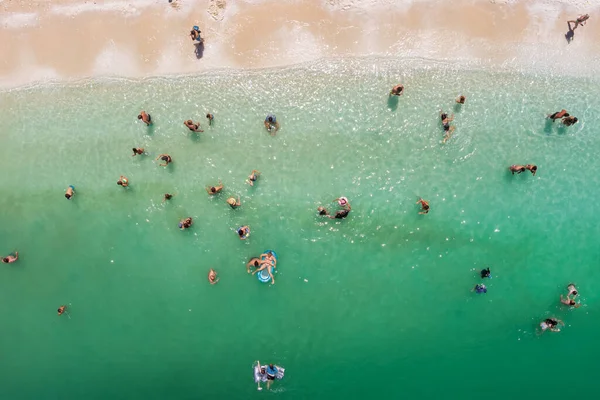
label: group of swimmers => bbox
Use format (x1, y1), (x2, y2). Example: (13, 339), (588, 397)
(547, 109), (578, 126)
(317, 197), (352, 219)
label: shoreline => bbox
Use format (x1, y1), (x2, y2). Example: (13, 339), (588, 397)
(1, 0), (600, 88)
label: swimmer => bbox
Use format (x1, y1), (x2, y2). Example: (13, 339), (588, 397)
(132, 147), (145, 156)
(334, 197), (350, 209)
(247, 257), (261, 273)
(138, 111), (152, 126)
(456, 95), (466, 104)
(206, 181), (224, 195)
(568, 14), (589, 31)
(416, 198), (429, 215)
(390, 84), (404, 96)
(509, 165), (527, 175)
(253, 259), (276, 284)
(264, 114), (280, 135)
(547, 109), (569, 121)
(440, 111), (454, 125)
(156, 154), (172, 167)
(237, 225), (250, 240)
(206, 113), (214, 126)
(540, 318), (563, 333)
(57, 305), (67, 316)
(317, 206), (329, 216)
(246, 170), (261, 186)
(208, 268), (219, 284)
(163, 193), (173, 203)
(65, 185), (75, 200)
(179, 217), (193, 230)
(2, 251), (18, 264)
(567, 283), (578, 297)
(329, 208), (350, 219)
(473, 284), (487, 294)
(227, 196), (241, 209)
(266, 364), (278, 390)
(525, 164), (537, 176)
(184, 119), (203, 132)
(480, 267), (491, 279)
(440, 111), (455, 143)
(560, 294), (581, 308)
(117, 176), (129, 187)
(562, 116), (578, 126)
(256, 362), (267, 391)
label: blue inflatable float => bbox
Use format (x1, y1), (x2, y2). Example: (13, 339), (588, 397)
(258, 250), (277, 283)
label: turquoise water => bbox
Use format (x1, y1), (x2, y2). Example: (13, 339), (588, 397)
(1, 59), (599, 399)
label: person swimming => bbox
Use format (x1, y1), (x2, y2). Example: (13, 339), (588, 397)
(334, 197), (349, 208)
(567, 283), (578, 297)
(246, 170), (260, 186)
(138, 111), (151, 126)
(163, 193), (173, 203)
(206, 181), (224, 195)
(540, 318), (563, 333)
(132, 147), (144, 156)
(65, 185), (75, 200)
(560, 294), (580, 308)
(57, 305), (67, 316)
(184, 119), (203, 132)
(330, 208), (350, 219)
(117, 176), (129, 187)
(547, 109), (569, 121)
(264, 114), (280, 135)
(179, 217), (193, 230)
(227, 196), (241, 209)
(317, 206), (329, 216)
(509, 165), (527, 175)
(416, 198), (429, 214)
(456, 95), (466, 104)
(2, 251), (18, 264)
(156, 154), (172, 166)
(208, 268), (219, 284)
(562, 116), (578, 126)
(525, 164), (537, 176)
(237, 226), (250, 240)
(266, 364), (278, 390)
(473, 284), (487, 294)
(247, 257), (261, 273)
(480, 267), (491, 279)
(390, 84), (404, 96)
(440, 111), (455, 143)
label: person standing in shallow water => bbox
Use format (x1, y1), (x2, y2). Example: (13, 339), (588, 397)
(184, 119), (203, 132)
(117, 176), (129, 187)
(264, 114), (280, 135)
(246, 170), (260, 186)
(456, 95), (466, 104)
(206, 113), (214, 126)
(138, 111), (151, 126)
(156, 154), (172, 167)
(390, 84), (404, 96)
(416, 198), (429, 214)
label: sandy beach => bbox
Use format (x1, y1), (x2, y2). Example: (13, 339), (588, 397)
(0, 0), (599, 87)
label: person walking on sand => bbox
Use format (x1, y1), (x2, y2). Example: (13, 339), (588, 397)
(390, 84), (404, 96)
(208, 268), (219, 284)
(184, 119), (203, 132)
(547, 109), (569, 121)
(247, 170), (261, 186)
(456, 95), (466, 104)
(206, 113), (214, 126)
(2, 251), (18, 264)
(132, 147), (145, 156)
(138, 111), (152, 126)
(416, 198), (430, 214)
(65, 185), (75, 200)
(117, 176), (129, 187)
(206, 181), (224, 195)
(156, 154), (172, 167)
(568, 14), (589, 31)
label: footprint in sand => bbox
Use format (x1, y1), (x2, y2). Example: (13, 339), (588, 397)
(208, 0), (226, 21)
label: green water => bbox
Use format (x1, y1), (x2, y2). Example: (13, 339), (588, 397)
(1, 59), (599, 399)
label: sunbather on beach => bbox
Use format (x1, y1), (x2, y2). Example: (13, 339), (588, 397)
(562, 116), (578, 126)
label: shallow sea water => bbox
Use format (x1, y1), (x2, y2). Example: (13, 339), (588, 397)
(1, 58), (599, 399)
